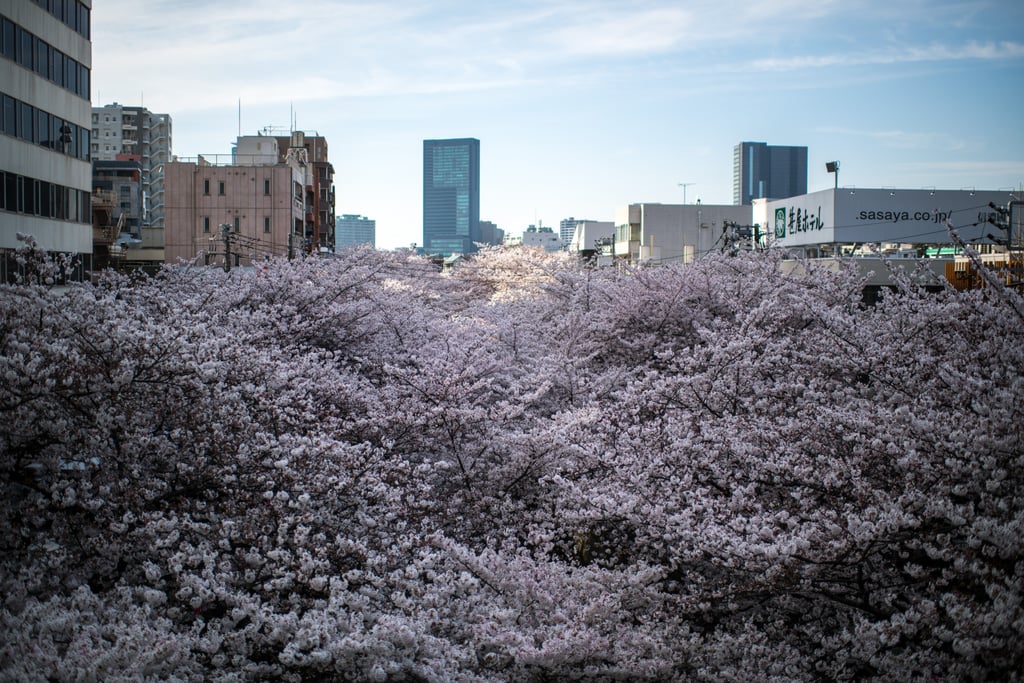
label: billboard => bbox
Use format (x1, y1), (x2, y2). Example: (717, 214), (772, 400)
(770, 189), (1016, 247)
(770, 189), (835, 245)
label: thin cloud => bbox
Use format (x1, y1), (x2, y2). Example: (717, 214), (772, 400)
(751, 40), (1024, 70)
(895, 160), (1024, 179)
(551, 8), (693, 56)
(817, 126), (967, 151)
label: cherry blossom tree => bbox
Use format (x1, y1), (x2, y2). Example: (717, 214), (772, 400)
(1, 238), (1021, 681)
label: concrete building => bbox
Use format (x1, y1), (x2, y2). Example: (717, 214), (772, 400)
(505, 224), (562, 251)
(91, 103), (172, 231)
(90, 155), (162, 273)
(1, 0), (92, 280)
(733, 141), (807, 206)
(559, 217), (583, 247)
(163, 134), (311, 267)
(567, 220), (614, 260)
(336, 213), (375, 248)
(269, 131), (334, 252)
(478, 219), (503, 247)
(614, 203), (753, 265)
(423, 138), (480, 255)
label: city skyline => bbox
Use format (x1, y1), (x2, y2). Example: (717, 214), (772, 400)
(91, 1), (1024, 249)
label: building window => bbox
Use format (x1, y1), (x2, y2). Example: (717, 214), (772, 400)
(233, 216), (239, 232)
(218, 181), (225, 196)
(202, 216), (210, 233)
(203, 179), (210, 195)
(263, 216), (270, 233)
(264, 178), (270, 195)
(1, 19), (14, 62)
(2, 95), (14, 136)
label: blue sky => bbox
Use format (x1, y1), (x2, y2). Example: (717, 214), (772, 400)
(91, 0), (1024, 249)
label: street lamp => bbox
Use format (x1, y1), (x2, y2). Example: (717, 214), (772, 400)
(825, 161), (840, 190)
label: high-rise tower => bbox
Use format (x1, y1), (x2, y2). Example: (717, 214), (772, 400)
(733, 142), (807, 205)
(423, 138), (479, 255)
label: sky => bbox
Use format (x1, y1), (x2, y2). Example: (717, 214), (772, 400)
(91, 0), (1024, 250)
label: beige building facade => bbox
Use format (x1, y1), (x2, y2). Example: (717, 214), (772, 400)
(164, 135), (306, 267)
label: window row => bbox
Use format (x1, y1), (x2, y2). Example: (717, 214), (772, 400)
(1, 15), (90, 100)
(1, 92), (90, 161)
(0, 170), (90, 223)
(200, 178), (275, 196)
(202, 216), (274, 234)
(30, 0), (91, 40)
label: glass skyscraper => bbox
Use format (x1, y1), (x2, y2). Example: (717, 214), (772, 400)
(423, 138), (479, 255)
(733, 142), (808, 205)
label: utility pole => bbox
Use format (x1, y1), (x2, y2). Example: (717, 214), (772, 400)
(221, 223), (231, 272)
(678, 182), (696, 205)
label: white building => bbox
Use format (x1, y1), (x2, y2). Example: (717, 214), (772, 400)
(1, 0), (93, 279)
(758, 188), (1020, 256)
(614, 203), (753, 264)
(92, 103), (172, 230)
(567, 220), (614, 255)
(505, 224), (562, 251)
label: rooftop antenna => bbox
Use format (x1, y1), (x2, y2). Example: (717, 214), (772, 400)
(678, 182), (696, 205)
(238, 98), (241, 137)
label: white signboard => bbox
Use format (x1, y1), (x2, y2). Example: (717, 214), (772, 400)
(770, 189), (1015, 247)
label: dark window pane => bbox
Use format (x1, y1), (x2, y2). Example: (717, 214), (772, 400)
(65, 58), (76, 95)
(78, 65), (89, 99)
(38, 180), (49, 216)
(54, 182), (64, 218)
(0, 171), (5, 211)
(51, 116), (61, 150)
(4, 173), (16, 212)
(79, 128), (89, 161)
(17, 28), (33, 70)
(2, 19), (16, 61)
(36, 109), (49, 147)
(2, 95), (15, 136)
(65, 122), (76, 158)
(79, 4), (90, 39)
(52, 50), (63, 87)
(65, 0), (77, 32)
(21, 177), (33, 215)
(35, 37), (47, 77)
(17, 102), (32, 141)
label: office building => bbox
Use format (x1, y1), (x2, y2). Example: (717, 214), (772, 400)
(559, 217), (582, 247)
(91, 103), (172, 230)
(1, 0), (92, 280)
(422, 138), (479, 255)
(336, 213), (375, 249)
(733, 142), (807, 205)
(478, 219), (503, 247)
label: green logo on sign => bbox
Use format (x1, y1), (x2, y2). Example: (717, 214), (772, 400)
(774, 208), (786, 238)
